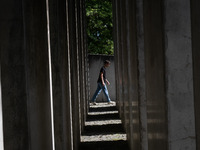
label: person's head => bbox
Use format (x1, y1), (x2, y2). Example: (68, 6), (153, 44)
(104, 60), (111, 68)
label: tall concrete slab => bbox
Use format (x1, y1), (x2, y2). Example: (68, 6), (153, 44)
(0, 1), (29, 149)
(143, 0), (168, 149)
(48, 0), (73, 149)
(23, 0), (54, 149)
(120, 0), (130, 135)
(117, 0), (125, 124)
(68, 0), (81, 149)
(125, 0), (141, 149)
(136, 0), (148, 149)
(0, 64), (3, 150)
(164, 0), (196, 149)
(191, 0), (200, 149)
(112, 0), (121, 114)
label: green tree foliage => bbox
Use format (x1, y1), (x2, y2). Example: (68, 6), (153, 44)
(86, 0), (114, 55)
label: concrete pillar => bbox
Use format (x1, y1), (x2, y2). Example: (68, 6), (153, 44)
(136, 0), (148, 149)
(190, 0), (200, 149)
(23, 0), (54, 149)
(125, 0), (141, 149)
(164, 0), (196, 149)
(82, 0), (89, 123)
(48, 0), (73, 149)
(143, 0), (168, 149)
(113, 1), (141, 149)
(112, 0), (120, 112)
(68, 0), (81, 149)
(117, 0), (125, 123)
(79, 0), (85, 132)
(0, 1), (29, 149)
(0, 64), (3, 150)
(120, 0), (129, 133)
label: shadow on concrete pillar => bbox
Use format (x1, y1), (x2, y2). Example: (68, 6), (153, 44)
(0, 0), (29, 149)
(48, 0), (74, 149)
(23, 0), (54, 149)
(68, 0), (81, 149)
(143, 0), (168, 149)
(191, 0), (200, 149)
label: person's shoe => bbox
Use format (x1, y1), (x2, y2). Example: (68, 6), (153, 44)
(108, 101), (115, 104)
(91, 102), (97, 105)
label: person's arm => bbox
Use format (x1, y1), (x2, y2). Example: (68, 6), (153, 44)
(105, 79), (110, 85)
(100, 72), (105, 86)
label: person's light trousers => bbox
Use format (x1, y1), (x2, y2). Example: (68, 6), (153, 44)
(91, 82), (111, 102)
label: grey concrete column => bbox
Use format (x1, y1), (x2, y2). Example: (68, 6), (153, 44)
(112, 0), (119, 105)
(117, 0), (125, 122)
(190, 0), (200, 149)
(164, 0), (196, 149)
(112, 0), (120, 109)
(48, 0), (73, 149)
(0, 1), (29, 149)
(79, 0), (85, 133)
(191, 0), (200, 148)
(68, 0), (81, 149)
(0, 64), (3, 150)
(143, 0), (168, 149)
(135, 0), (148, 149)
(120, 0), (129, 133)
(23, 0), (54, 149)
(76, 0), (86, 134)
(125, 0), (141, 149)
(82, 0), (89, 119)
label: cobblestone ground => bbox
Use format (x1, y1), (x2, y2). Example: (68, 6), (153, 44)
(79, 102), (129, 150)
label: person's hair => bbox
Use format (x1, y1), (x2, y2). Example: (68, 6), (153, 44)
(104, 60), (111, 65)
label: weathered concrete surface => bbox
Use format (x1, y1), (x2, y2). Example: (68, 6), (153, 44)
(125, 0), (141, 150)
(191, 0), (200, 150)
(164, 0), (196, 149)
(89, 55), (116, 102)
(0, 64), (3, 150)
(23, 0), (54, 149)
(113, 1), (141, 150)
(48, 0), (73, 149)
(68, 0), (81, 149)
(0, 1), (29, 149)
(143, 0), (168, 149)
(136, 0), (148, 149)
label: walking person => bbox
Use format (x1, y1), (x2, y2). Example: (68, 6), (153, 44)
(90, 60), (115, 105)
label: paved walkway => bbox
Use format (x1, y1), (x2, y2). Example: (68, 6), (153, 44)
(79, 102), (129, 150)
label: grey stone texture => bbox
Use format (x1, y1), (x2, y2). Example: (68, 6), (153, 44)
(88, 55), (116, 102)
(48, 0), (73, 149)
(1, 0), (200, 150)
(0, 0), (88, 150)
(112, 0), (197, 150)
(113, 1), (141, 150)
(164, 0), (196, 149)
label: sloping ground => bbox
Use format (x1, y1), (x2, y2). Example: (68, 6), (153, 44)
(79, 103), (129, 150)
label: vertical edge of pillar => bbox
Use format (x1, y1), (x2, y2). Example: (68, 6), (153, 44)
(190, 0), (200, 149)
(112, 0), (118, 107)
(0, 56), (4, 150)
